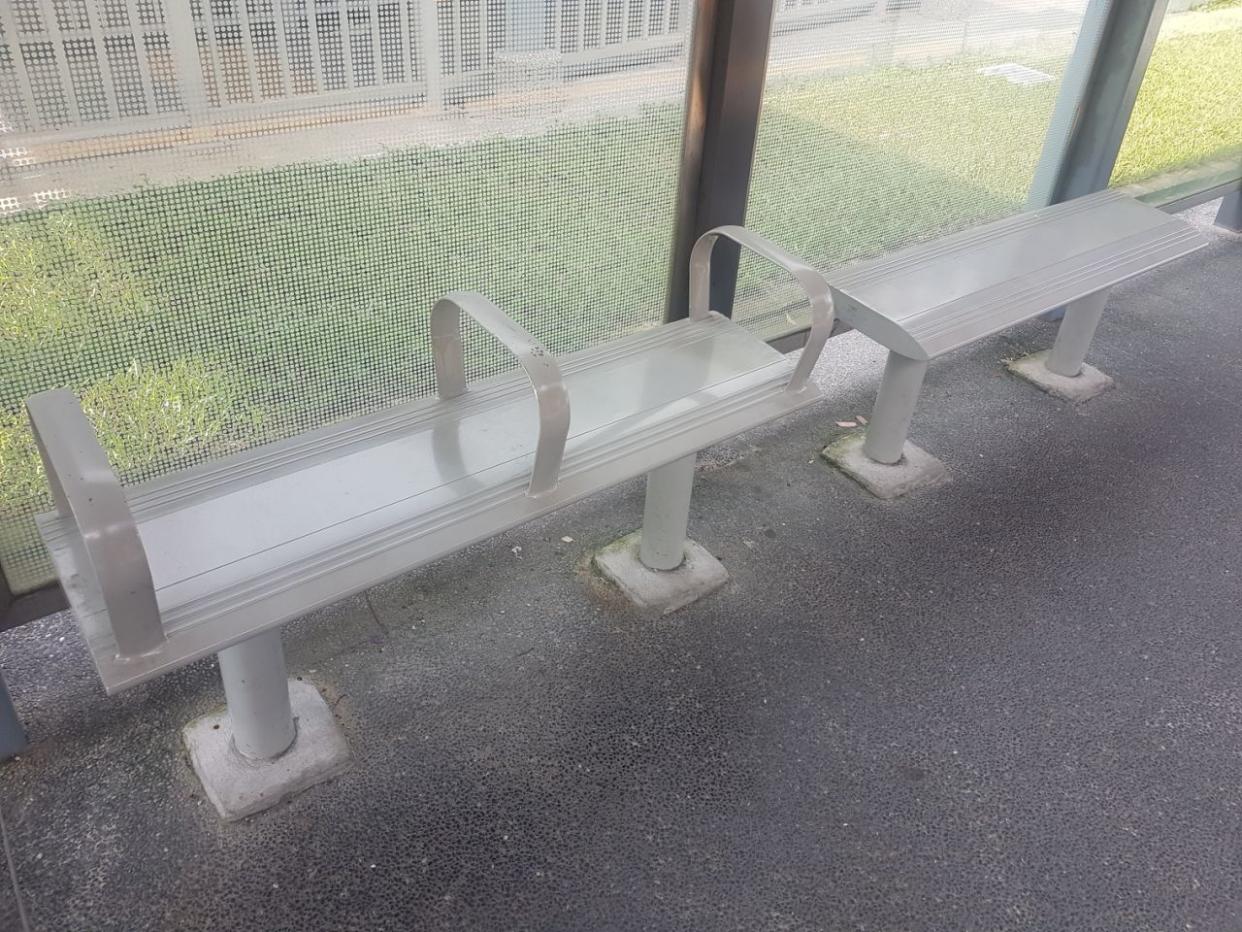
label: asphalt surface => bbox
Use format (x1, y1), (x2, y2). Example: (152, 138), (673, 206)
(0, 203), (1239, 931)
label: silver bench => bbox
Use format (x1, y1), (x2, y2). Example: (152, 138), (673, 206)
(26, 225), (833, 819)
(824, 190), (1207, 495)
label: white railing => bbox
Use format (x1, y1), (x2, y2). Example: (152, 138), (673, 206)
(0, 0), (691, 139)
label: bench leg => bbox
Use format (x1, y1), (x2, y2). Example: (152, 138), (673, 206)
(1006, 289), (1115, 403)
(639, 454), (696, 571)
(183, 629), (350, 821)
(593, 454), (729, 614)
(0, 672), (26, 761)
(822, 350), (948, 499)
(1216, 191), (1242, 233)
(1046, 290), (1108, 378)
(218, 630), (296, 760)
(863, 351), (928, 465)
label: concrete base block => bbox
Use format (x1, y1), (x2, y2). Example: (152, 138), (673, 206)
(594, 531), (729, 615)
(822, 434), (950, 500)
(1007, 351), (1114, 404)
(183, 679), (349, 822)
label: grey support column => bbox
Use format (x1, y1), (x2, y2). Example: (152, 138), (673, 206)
(1217, 191), (1242, 233)
(594, 454), (728, 615)
(0, 675), (25, 761)
(1046, 290), (1109, 378)
(862, 352), (929, 465)
(1007, 289), (1116, 403)
(823, 351), (948, 500)
(639, 454), (696, 571)
(217, 631), (296, 760)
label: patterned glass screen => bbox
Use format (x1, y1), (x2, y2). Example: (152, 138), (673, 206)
(0, 0), (693, 591)
(736, 0), (1095, 338)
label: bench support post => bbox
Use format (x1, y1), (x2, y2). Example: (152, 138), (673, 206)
(594, 454), (729, 615)
(1046, 290), (1109, 378)
(863, 352), (928, 465)
(639, 454), (697, 571)
(218, 631), (296, 760)
(183, 629), (350, 821)
(1216, 191), (1242, 233)
(0, 674), (26, 761)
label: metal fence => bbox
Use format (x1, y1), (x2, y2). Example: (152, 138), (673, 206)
(0, 0), (691, 139)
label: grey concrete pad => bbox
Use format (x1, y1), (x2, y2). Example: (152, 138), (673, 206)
(183, 679), (350, 821)
(1007, 350), (1115, 403)
(821, 433), (950, 499)
(593, 531), (729, 615)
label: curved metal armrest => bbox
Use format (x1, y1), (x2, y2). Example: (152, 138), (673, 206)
(690, 225), (835, 393)
(431, 291), (571, 498)
(26, 390), (165, 657)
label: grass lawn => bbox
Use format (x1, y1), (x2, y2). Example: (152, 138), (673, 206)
(1112, 11), (1242, 185)
(1, 10), (1239, 589)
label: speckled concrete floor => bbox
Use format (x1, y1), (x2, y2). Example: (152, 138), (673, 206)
(0, 203), (1239, 932)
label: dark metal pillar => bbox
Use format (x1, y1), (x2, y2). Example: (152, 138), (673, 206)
(0, 676), (24, 761)
(665, 0), (776, 321)
(0, 569), (33, 760)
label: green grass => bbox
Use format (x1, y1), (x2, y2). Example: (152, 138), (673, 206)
(1112, 24), (1242, 185)
(1, 12), (1239, 589)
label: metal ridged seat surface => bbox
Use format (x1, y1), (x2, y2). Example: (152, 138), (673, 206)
(39, 311), (820, 692)
(829, 190), (1207, 360)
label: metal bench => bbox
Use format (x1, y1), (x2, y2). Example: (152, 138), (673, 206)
(25, 225), (833, 819)
(822, 190), (1208, 498)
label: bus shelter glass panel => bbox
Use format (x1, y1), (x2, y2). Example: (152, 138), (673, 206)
(0, 0), (694, 591)
(736, 0), (1094, 338)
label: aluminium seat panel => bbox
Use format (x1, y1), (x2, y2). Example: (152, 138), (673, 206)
(38, 312), (820, 692)
(828, 190), (1208, 360)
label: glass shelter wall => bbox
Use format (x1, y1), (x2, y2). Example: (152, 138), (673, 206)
(0, 0), (694, 591)
(736, 0), (1095, 337)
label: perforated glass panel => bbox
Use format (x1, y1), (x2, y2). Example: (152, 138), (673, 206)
(0, 0), (693, 591)
(736, 0), (1094, 339)
(1112, 0), (1242, 189)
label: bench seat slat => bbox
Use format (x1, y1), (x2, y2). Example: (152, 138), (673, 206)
(39, 313), (818, 693)
(829, 191), (1208, 360)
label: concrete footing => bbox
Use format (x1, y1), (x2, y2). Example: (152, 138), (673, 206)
(822, 434), (950, 500)
(594, 531), (729, 615)
(1007, 351), (1115, 403)
(183, 679), (350, 821)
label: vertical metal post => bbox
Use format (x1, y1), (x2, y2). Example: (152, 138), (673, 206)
(1216, 191), (1242, 233)
(863, 352), (928, 465)
(217, 630), (296, 760)
(665, 0), (776, 321)
(1027, 0), (1113, 209)
(1041, 0), (1170, 205)
(1046, 290), (1109, 378)
(639, 454), (696, 571)
(0, 675), (25, 761)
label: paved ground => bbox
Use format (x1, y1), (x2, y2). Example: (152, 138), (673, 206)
(0, 202), (1239, 931)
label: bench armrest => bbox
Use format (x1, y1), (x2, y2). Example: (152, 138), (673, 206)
(690, 225), (835, 393)
(431, 292), (571, 498)
(26, 390), (165, 657)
